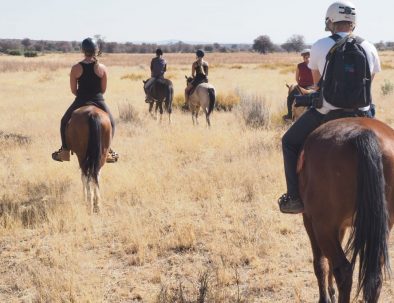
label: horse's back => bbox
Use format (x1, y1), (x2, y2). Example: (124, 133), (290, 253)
(300, 118), (394, 222)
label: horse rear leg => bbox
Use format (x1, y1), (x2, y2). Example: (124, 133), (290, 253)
(204, 109), (211, 127)
(92, 179), (101, 214)
(303, 215), (333, 303)
(315, 225), (353, 303)
(159, 102), (164, 123)
(81, 173), (94, 213)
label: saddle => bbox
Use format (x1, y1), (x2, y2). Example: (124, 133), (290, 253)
(187, 77), (208, 96)
(322, 108), (372, 123)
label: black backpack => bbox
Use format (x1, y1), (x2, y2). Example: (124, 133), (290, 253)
(319, 34), (372, 109)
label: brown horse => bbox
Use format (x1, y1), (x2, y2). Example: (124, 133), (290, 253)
(66, 105), (112, 213)
(298, 117), (393, 302)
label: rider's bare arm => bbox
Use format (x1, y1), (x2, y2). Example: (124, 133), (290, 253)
(204, 62), (209, 76)
(295, 67), (300, 85)
(191, 62), (196, 77)
(70, 64), (82, 96)
(311, 69), (321, 90)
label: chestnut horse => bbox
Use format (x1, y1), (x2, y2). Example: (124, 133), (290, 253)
(66, 105), (112, 213)
(298, 117), (393, 302)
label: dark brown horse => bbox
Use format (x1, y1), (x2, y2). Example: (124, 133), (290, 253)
(298, 117), (393, 302)
(66, 105), (112, 213)
(143, 78), (173, 123)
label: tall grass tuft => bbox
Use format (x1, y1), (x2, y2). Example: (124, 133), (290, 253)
(381, 79), (394, 96)
(216, 91), (240, 111)
(118, 102), (141, 124)
(237, 93), (271, 128)
(120, 73), (145, 81)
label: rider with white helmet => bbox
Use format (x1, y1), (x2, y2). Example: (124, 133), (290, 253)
(278, 1), (381, 214)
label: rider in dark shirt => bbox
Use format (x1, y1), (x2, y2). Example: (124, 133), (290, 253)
(145, 49), (167, 102)
(52, 38), (118, 163)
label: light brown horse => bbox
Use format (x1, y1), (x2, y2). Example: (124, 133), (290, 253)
(298, 117), (393, 302)
(286, 84), (313, 121)
(66, 105), (112, 213)
(185, 76), (216, 127)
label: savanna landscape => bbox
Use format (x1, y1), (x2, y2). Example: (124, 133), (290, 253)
(1, 51), (394, 302)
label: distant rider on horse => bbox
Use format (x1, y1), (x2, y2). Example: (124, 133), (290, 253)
(52, 38), (118, 163)
(278, 0), (381, 214)
(283, 49), (314, 120)
(185, 49), (209, 104)
(145, 48), (167, 102)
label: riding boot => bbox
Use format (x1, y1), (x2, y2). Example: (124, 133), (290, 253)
(52, 147), (70, 162)
(106, 148), (119, 163)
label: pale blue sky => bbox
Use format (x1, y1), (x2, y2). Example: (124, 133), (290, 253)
(0, 0), (392, 44)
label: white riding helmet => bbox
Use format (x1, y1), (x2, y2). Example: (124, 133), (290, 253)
(325, 1), (356, 30)
(301, 49), (311, 56)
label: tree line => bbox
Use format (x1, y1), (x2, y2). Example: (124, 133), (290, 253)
(1, 35), (393, 56)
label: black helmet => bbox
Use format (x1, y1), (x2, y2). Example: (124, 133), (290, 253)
(196, 49), (205, 58)
(156, 48), (163, 56)
(81, 38), (97, 55)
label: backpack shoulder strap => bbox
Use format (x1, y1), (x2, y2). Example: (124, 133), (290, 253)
(329, 33), (342, 42)
(352, 36), (364, 44)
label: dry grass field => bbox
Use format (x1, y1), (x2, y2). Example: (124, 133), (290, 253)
(1, 52), (394, 302)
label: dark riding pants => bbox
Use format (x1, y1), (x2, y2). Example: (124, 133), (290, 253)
(282, 108), (324, 197)
(282, 107), (374, 197)
(286, 87), (300, 117)
(60, 99), (115, 149)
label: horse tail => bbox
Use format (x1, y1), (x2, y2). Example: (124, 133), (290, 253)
(83, 113), (102, 184)
(166, 83), (173, 114)
(207, 87), (215, 115)
(346, 129), (390, 301)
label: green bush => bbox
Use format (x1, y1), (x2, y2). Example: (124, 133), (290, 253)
(24, 51), (38, 57)
(7, 49), (22, 56)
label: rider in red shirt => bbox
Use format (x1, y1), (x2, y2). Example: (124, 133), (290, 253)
(283, 49), (313, 120)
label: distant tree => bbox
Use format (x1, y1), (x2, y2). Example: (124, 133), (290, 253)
(375, 41), (386, 51)
(0, 40), (20, 52)
(104, 42), (119, 53)
(253, 35), (275, 54)
(21, 38), (31, 50)
(385, 41), (394, 50)
(281, 35), (306, 52)
(33, 40), (46, 52)
(204, 45), (213, 52)
(56, 41), (73, 52)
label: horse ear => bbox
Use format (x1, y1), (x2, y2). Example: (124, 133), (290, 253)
(286, 83), (290, 88)
(143, 80), (146, 84)
(185, 75), (188, 79)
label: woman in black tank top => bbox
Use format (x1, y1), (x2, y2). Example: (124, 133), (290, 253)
(52, 38), (118, 163)
(184, 49), (209, 103)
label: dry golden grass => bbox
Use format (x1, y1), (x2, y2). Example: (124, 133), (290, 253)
(0, 52), (394, 302)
